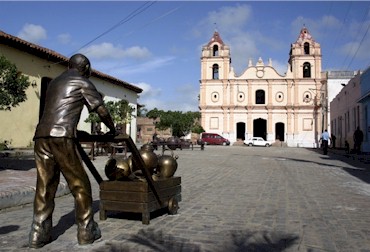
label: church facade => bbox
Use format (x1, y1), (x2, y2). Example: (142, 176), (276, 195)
(199, 27), (327, 147)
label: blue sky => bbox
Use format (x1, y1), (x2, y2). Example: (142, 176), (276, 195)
(1, 1), (370, 112)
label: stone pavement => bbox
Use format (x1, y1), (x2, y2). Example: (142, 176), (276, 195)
(0, 150), (70, 210)
(0, 146), (370, 251)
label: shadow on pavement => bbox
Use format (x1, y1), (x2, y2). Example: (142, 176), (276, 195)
(0, 225), (19, 235)
(52, 200), (100, 241)
(342, 167), (370, 184)
(221, 229), (299, 252)
(306, 148), (370, 184)
(0, 157), (35, 171)
(93, 228), (299, 252)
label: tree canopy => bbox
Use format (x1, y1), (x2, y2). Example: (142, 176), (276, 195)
(0, 55), (30, 110)
(146, 108), (204, 137)
(85, 99), (135, 125)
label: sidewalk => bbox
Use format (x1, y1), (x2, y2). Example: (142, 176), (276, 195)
(0, 149), (70, 210)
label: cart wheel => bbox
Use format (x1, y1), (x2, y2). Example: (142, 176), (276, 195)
(168, 197), (179, 215)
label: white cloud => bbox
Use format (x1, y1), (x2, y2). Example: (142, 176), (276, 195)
(340, 37), (370, 62)
(194, 4), (257, 75)
(135, 82), (199, 112)
(194, 4), (289, 75)
(291, 15), (342, 41)
(192, 4), (251, 38)
(57, 33), (71, 45)
(135, 81), (163, 111)
(17, 23), (47, 43)
(271, 59), (289, 76)
(95, 56), (175, 77)
(205, 4), (252, 34)
(228, 33), (260, 75)
(81, 42), (151, 60)
(135, 82), (161, 98)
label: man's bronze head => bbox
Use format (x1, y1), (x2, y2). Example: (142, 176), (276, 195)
(68, 53), (91, 77)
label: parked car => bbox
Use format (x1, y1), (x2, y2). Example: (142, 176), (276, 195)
(200, 133), (230, 146)
(244, 137), (272, 147)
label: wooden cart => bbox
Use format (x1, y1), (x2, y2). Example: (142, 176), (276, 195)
(76, 132), (181, 224)
(99, 177), (181, 224)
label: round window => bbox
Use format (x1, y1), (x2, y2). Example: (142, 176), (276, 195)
(275, 92), (284, 102)
(211, 92), (219, 102)
(237, 92), (245, 102)
(303, 91), (312, 103)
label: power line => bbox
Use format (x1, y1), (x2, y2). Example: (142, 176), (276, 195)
(122, 6), (181, 38)
(325, 2), (351, 70)
(342, 5), (370, 70)
(70, 1), (157, 56)
(346, 14), (370, 70)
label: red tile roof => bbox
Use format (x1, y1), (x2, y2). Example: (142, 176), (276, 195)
(207, 31), (225, 46)
(0, 30), (142, 93)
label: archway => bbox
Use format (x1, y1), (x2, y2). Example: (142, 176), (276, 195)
(275, 122), (285, 141)
(253, 118), (267, 140)
(236, 122), (246, 140)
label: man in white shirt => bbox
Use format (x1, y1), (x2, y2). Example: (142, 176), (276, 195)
(320, 129), (330, 155)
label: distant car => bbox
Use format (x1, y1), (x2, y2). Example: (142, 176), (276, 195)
(151, 137), (191, 150)
(200, 133), (230, 146)
(244, 137), (272, 147)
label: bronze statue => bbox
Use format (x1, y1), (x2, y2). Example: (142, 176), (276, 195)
(29, 54), (116, 248)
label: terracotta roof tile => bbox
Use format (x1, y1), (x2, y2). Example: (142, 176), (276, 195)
(207, 31), (224, 46)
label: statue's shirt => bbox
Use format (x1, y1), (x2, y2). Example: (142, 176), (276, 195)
(34, 69), (103, 139)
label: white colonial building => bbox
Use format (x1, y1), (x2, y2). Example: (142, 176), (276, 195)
(199, 27), (327, 147)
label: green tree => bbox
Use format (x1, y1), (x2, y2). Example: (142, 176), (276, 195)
(146, 108), (164, 120)
(85, 99), (135, 125)
(146, 109), (204, 137)
(0, 55), (30, 110)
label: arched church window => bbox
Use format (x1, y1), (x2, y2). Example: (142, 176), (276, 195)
(303, 62), (311, 78)
(256, 90), (265, 104)
(304, 42), (310, 54)
(212, 64), (219, 79)
(213, 45), (219, 56)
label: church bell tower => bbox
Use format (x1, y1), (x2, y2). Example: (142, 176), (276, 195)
(288, 27), (322, 79)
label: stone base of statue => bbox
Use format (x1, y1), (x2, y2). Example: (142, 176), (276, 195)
(99, 176), (181, 224)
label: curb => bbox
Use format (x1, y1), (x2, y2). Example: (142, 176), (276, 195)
(0, 181), (70, 210)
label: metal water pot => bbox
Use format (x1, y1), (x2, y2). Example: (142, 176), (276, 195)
(105, 157), (131, 181)
(130, 143), (158, 174)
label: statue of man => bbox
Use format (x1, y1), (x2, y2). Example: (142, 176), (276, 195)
(29, 54), (116, 248)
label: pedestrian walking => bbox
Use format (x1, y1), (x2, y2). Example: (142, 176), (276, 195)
(29, 54), (116, 248)
(353, 127), (364, 154)
(320, 129), (330, 155)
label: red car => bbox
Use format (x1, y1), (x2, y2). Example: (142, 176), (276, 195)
(199, 133), (230, 146)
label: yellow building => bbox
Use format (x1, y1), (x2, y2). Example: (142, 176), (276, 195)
(199, 27), (327, 147)
(0, 30), (142, 148)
